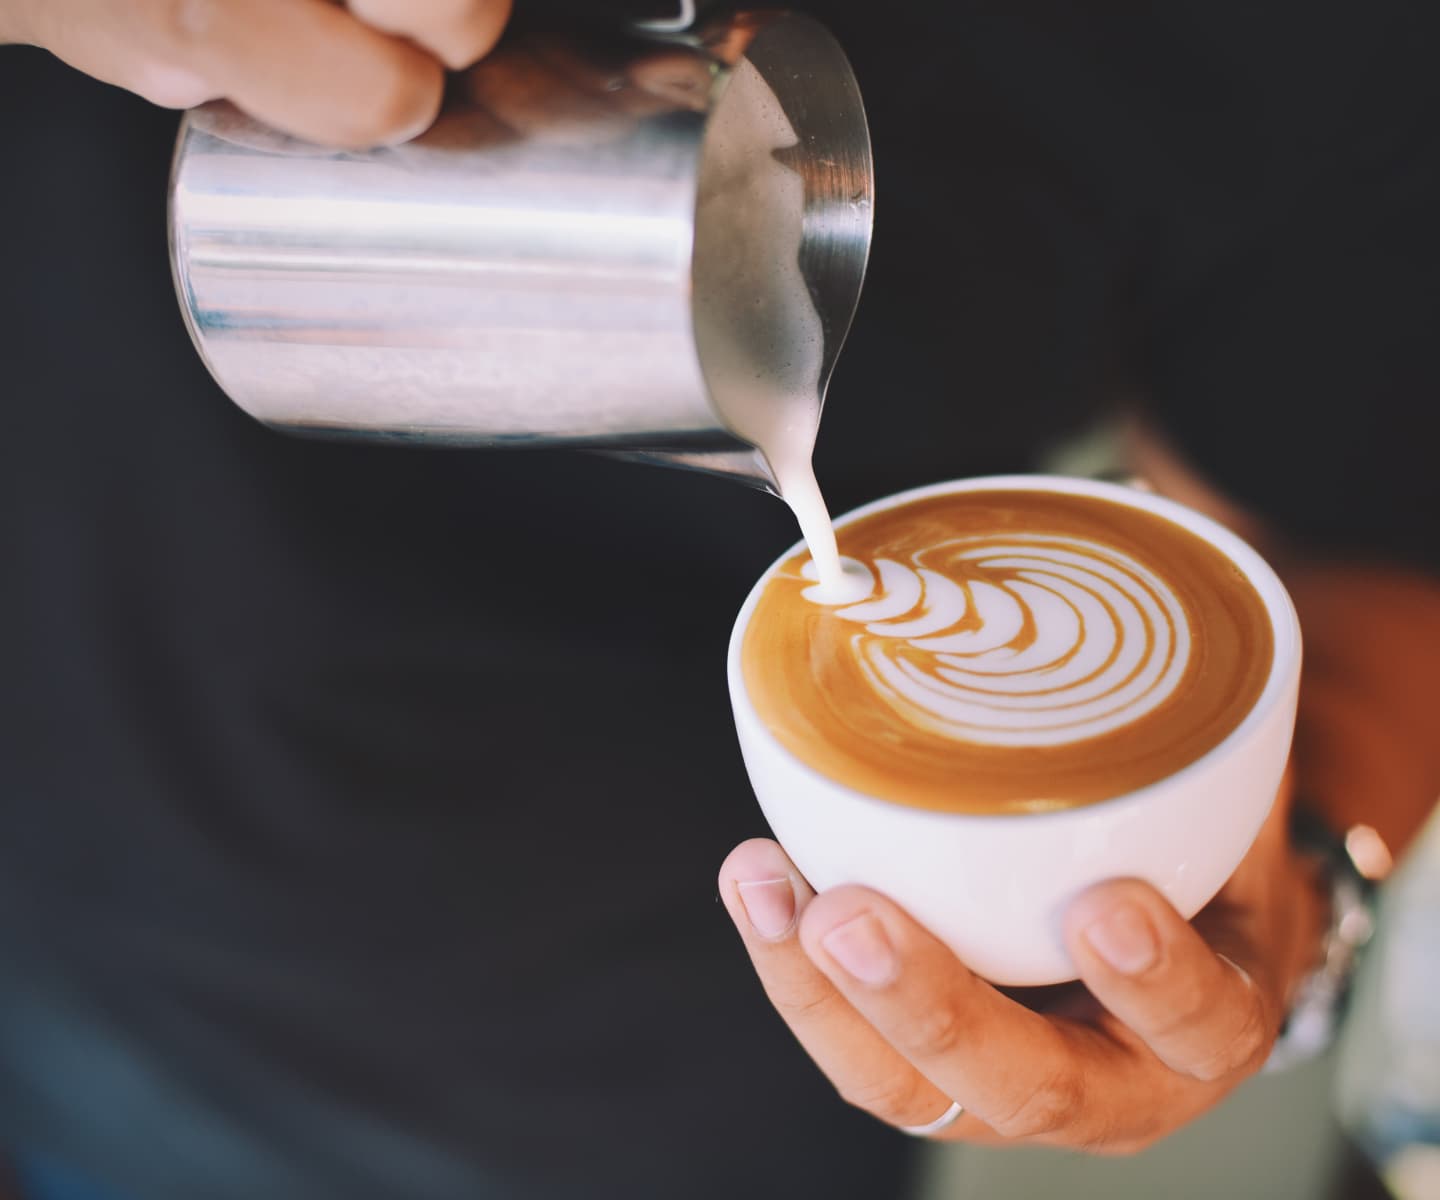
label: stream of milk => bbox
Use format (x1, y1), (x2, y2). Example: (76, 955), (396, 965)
(691, 58), (866, 603)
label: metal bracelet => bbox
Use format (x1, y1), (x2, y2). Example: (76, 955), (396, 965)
(1264, 810), (1387, 1072)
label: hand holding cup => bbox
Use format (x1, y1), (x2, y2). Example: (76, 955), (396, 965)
(721, 476), (1314, 1148)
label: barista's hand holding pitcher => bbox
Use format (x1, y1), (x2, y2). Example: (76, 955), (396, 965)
(720, 783), (1327, 1151)
(0, 0), (512, 146)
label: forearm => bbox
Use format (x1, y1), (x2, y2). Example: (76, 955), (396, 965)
(1286, 563), (1440, 863)
(1125, 419), (1438, 864)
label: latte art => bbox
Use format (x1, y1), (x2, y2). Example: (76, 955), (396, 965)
(801, 536), (1192, 747)
(742, 489), (1275, 813)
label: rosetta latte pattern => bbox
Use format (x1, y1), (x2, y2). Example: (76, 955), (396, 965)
(803, 537), (1191, 747)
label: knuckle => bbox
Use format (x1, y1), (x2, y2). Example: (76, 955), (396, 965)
(835, 1074), (927, 1124)
(1188, 1000), (1271, 1082)
(768, 985), (840, 1025)
(1066, 1105), (1165, 1157)
(1145, 982), (1214, 1043)
(1082, 1129), (1158, 1158)
(1070, 1127), (1131, 1157)
(161, 0), (219, 48)
(894, 1001), (968, 1062)
(990, 1067), (1085, 1140)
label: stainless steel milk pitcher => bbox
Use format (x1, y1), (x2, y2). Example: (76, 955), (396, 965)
(168, 10), (874, 490)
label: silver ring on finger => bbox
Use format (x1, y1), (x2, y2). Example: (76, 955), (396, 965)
(898, 1100), (964, 1138)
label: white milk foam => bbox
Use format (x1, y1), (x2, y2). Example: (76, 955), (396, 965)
(692, 59), (847, 596)
(801, 537), (1193, 747)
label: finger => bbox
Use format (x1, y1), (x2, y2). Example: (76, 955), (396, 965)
(12, 1), (221, 108)
(523, 39), (710, 119)
(349, 0), (513, 70)
(527, 40), (715, 116)
(718, 841), (991, 1139)
(169, 0), (444, 147)
(623, 48), (713, 112)
(799, 886), (1144, 1146)
(1064, 879), (1275, 1083)
(463, 42), (622, 140)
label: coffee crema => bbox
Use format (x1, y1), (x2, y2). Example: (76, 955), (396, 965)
(741, 489), (1275, 814)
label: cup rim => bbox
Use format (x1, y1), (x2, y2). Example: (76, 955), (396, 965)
(727, 473), (1302, 825)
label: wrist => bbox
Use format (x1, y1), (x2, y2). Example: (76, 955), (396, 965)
(1265, 807), (1389, 1071)
(1280, 851), (1332, 1005)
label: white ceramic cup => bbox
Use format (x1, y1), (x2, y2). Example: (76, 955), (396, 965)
(727, 475), (1302, 986)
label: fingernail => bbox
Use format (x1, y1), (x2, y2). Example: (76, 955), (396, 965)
(822, 913), (897, 986)
(737, 877), (796, 940)
(1083, 904), (1159, 975)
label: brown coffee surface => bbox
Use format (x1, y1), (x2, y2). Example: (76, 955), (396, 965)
(742, 489), (1274, 813)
